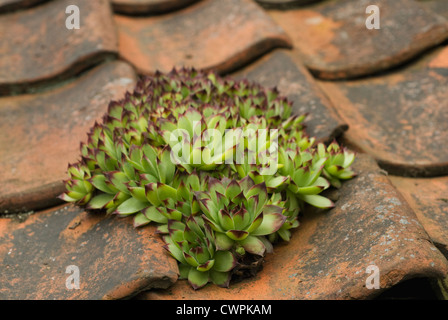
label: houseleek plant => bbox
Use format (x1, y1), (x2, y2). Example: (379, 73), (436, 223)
(60, 68), (356, 289)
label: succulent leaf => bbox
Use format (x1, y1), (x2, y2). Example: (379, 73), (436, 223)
(142, 207), (168, 224)
(239, 236), (266, 256)
(215, 232), (234, 251)
(299, 194), (334, 209)
(251, 211), (287, 236)
(210, 269), (231, 288)
(188, 267), (209, 290)
(87, 193), (115, 210)
(133, 212), (151, 228)
(213, 250), (237, 272)
(225, 230), (249, 241)
(115, 197), (148, 216)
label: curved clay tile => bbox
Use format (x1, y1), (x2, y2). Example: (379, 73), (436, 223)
(111, 0), (200, 15)
(139, 155), (448, 300)
(319, 46), (448, 177)
(0, 205), (178, 299)
(234, 49), (347, 143)
(390, 176), (448, 256)
(115, 0), (292, 75)
(0, 0), (49, 13)
(419, 0), (448, 20)
(0, 61), (137, 214)
(269, 0), (448, 79)
(0, 0), (118, 94)
(256, 0), (323, 9)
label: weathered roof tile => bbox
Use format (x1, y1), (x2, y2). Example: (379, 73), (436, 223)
(0, 61), (137, 214)
(390, 175), (448, 256)
(1, 0), (447, 301)
(318, 46), (448, 177)
(0, 0), (118, 94)
(0, 0), (47, 13)
(111, 0), (200, 15)
(419, 0), (448, 20)
(256, 0), (322, 9)
(233, 49), (347, 143)
(0, 204), (178, 299)
(269, 0), (448, 79)
(115, 0), (292, 75)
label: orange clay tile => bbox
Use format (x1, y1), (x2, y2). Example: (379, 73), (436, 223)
(419, 0), (448, 20)
(138, 154), (448, 300)
(115, 0), (292, 75)
(0, 0), (47, 13)
(256, 0), (321, 9)
(111, 0), (200, 15)
(233, 49), (347, 143)
(268, 0), (448, 80)
(0, 204), (178, 299)
(318, 46), (448, 177)
(0, 61), (137, 214)
(0, 0), (118, 95)
(390, 176), (448, 256)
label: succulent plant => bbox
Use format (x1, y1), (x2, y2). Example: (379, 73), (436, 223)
(278, 146), (333, 209)
(159, 106), (237, 173)
(59, 164), (93, 205)
(163, 216), (237, 289)
(316, 142), (357, 188)
(195, 176), (286, 256)
(60, 68), (356, 290)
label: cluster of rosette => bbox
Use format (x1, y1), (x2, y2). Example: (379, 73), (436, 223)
(60, 68), (356, 289)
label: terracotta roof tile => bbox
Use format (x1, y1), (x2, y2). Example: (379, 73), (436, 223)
(111, 0), (200, 15)
(390, 176), (448, 256)
(139, 155), (448, 300)
(0, 0), (47, 13)
(419, 0), (448, 20)
(0, 0), (118, 95)
(1, 0), (448, 300)
(269, 0), (448, 79)
(0, 61), (137, 214)
(115, 0), (292, 75)
(0, 204), (178, 299)
(319, 46), (448, 177)
(233, 49), (347, 142)
(256, 0), (322, 9)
